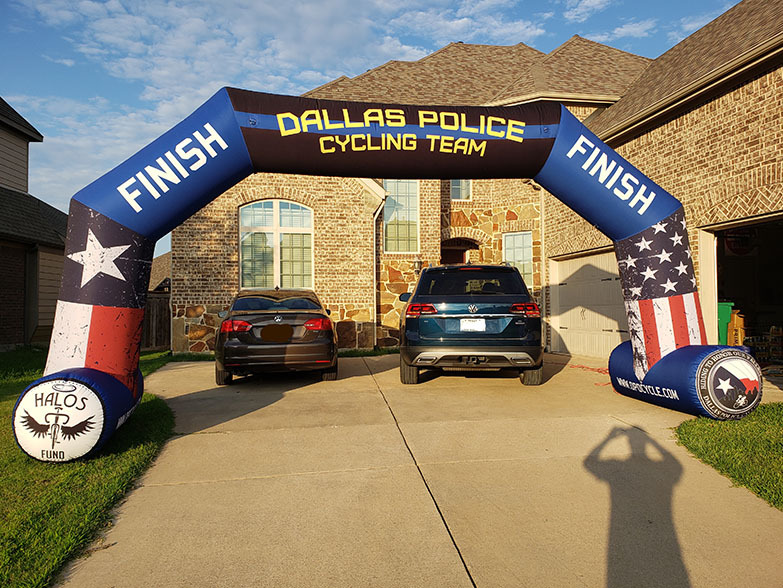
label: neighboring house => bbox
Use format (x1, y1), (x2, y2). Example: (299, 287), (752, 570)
(172, 0), (783, 360)
(0, 97), (67, 349)
(142, 252), (172, 350)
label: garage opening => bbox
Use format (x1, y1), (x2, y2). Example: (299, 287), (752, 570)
(716, 220), (783, 363)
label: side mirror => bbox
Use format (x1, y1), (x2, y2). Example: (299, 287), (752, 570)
(218, 310), (228, 319)
(399, 292), (412, 302)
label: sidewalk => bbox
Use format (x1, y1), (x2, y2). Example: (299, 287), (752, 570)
(56, 354), (783, 587)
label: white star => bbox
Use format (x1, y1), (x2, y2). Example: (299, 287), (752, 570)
(716, 378), (733, 394)
(641, 266), (658, 281)
(691, 277), (697, 288)
(680, 217), (687, 229)
(661, 279), (678, 293)
(629, 286), (642, 297)
(67, 229), (131, 288)
(636, 237), (652, 252)
(652, 221), (668, 234)
(623, 255), (638, 268)
(669, 233), (683, 246)
(685, 248), (692, 259)
(674, 262), (689, 275)
(655, 249), (673, 264)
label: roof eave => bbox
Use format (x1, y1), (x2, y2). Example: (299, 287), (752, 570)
(483, 92), (621, 108)
(597, 32), (783, 144)
(0, 116), (43, 142)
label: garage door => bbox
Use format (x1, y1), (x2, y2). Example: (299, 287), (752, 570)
(549, 251), (628, 358)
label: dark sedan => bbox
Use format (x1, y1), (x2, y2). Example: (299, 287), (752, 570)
(215, 288), (338, 385)
(399, 264), (543, 385)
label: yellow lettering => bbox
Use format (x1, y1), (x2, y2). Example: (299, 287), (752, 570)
(335, 135), (350, 152)
(363, 108), (384, 127)
(322, 110), (344, 130)
(459, 113), (479, 134)
(453, 137), (469, 155)
(277, 113), (301, 136)
(426, 134), (439, 150)
(439, 136), (454, 153)
(385, 109), (406, 127)
(367, 134), (382, 151)
(419, 111), (438, 127)
(403, 134), (417, 150)
(469, 139), (487, 157)
(439, 112), (459, 131)
(319, 136), (335, 154)
(342, 109), (364, 128)
(387, 134), (402, 150)
(300, 109), (323, 133)
(486, 116), (505, 138)
(350, 134), (366, 151)
(506, 120), (525, 143)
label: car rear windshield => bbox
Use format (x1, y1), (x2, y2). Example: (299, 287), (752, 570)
(232, 296), (322, 311)
(416, 269), (529, 297)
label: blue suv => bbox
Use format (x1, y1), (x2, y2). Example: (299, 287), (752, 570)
(399, 264), (543, 385)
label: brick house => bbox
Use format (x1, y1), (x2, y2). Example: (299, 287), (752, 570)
(172, 0), (783, 359)
(0, 97), (68, 349)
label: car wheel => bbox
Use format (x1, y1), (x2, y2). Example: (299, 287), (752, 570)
(400, 355), (420, 384)
(520, 365), (543, 385)
(321, 360), (338, 381)
(215, 364), (233, 386)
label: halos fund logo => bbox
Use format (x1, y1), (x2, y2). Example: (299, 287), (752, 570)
(13, 380), (105, 462)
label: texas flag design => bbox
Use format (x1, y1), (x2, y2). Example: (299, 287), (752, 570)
(45, 202), (155, 396)
(615, 207), (707, 380)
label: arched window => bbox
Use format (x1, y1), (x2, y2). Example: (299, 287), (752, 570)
(239, 200), (313, 289)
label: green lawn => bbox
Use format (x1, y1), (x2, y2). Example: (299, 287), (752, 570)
(0, 348), (175, 588)
(676, 402), (783, 510)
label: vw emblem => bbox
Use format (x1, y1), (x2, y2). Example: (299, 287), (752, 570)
(468, 304), (478, 314)
(274, 315), (283, 323)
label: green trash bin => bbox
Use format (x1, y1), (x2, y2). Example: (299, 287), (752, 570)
(717, 301), (734, 346)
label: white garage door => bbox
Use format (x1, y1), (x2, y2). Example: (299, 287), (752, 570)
(549, 251), (628, 358)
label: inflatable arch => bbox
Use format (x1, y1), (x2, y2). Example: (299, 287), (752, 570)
(13, 88), (762, 462)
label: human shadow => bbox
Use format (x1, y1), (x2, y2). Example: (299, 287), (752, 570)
(584, 426), (690, 588)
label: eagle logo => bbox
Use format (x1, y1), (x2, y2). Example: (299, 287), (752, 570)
(21, 409), (96, 450)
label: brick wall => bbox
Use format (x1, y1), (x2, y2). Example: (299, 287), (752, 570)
(172, 172), (381, 351)
(543, 65), (783, 286)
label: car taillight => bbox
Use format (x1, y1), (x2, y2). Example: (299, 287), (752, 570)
(304, 318), (332, 331)
(220, 319), (253, 333)
(406, 303), (438, 318)
(510, 302), (540, 317)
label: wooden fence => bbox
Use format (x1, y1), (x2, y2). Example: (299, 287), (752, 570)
(141, 292), (171, 350)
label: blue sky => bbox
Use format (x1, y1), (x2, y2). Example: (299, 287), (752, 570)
(1, 0), (738, 256)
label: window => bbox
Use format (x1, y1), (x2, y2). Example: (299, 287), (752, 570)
(450, 179), (471, 200)
(384, 179), (419, 252)
(503, 232), (534, 285)
(239, 200), (313, 289)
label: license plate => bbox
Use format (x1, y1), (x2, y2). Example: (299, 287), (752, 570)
(460, 318), (485, 332)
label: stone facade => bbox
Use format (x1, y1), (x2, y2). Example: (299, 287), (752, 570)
(171, 172), (381, 352)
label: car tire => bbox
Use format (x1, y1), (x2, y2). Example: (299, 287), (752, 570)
(520, 365), (543, 385)
(215, 365), (233, 386)
(321, 360), (338, 381)
(400, 355), (420, 385)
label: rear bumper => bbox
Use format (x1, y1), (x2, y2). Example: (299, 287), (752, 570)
(218, 341), (336, 374)
(401, 345), (543, 369)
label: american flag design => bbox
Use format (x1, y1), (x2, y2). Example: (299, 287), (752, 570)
(45, 201), (155, 395)
(615, 207), (707, 380)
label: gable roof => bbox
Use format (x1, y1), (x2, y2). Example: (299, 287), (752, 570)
(0, 96), (43, 142)
(307, 42), (545, 105)
(587, 0), (783, 140)
(149, 251), (171, 291)
(488, 36), (651, 105)
(0, 186), (67, 248)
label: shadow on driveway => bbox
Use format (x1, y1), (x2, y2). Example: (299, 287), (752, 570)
(584, 426), (690, 588)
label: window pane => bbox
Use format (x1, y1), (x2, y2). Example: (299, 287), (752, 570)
(503, 231), (533, 285)
(280, 201), (312, 228)
(450, 180), (471, 200)
(280, 233), (312, 288)
(384, 180), (418, 252)
(239, 231), (274, 288)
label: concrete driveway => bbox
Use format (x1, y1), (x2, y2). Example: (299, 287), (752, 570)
(57, 354), (783, 587)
